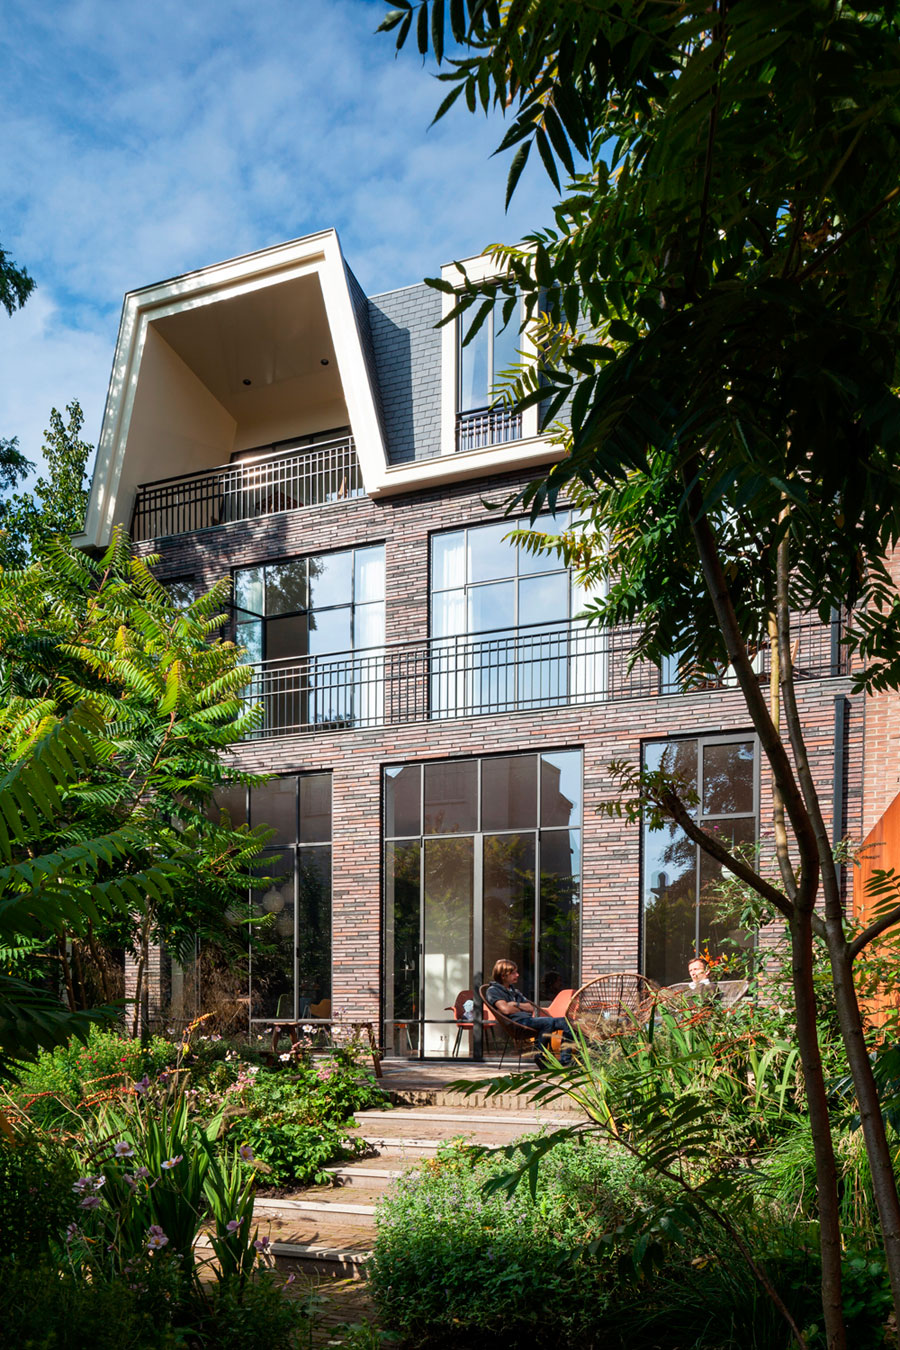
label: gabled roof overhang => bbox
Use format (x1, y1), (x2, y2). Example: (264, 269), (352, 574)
(76, 229), (388, 550)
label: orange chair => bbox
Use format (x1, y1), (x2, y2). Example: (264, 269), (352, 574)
(446, 989), (497, 1057)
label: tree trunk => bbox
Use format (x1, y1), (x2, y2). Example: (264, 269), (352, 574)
(790, 910), (847, 1349)
(58, 936), (76, 1013)
(826, 916), (900, 1318)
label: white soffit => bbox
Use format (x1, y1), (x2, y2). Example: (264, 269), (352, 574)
(77, 229), (388, 549)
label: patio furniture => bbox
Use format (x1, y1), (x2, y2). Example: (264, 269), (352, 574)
(566, 973), (659, 1042)
(263, 1017), (382, 1077)
(446, 989), (489, 1057)
(476, 984), (564, 1069)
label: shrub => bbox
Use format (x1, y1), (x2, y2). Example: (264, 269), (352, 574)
(0, 1133), (78, 1258)
(13, 1026), (178, 1124)
(368, 1137), (615, 1345)
(221, 1049), (385, 1187)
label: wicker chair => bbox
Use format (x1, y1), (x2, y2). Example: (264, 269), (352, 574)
(566, 973), (659, 1042)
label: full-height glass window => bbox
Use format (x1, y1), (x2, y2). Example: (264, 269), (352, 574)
(234, 546), (384, 731)
(383, 750), (582, 1059)
(430, 516), (600, 716)
(216, 775), (332, 1024)
(641, 735), (758, 987)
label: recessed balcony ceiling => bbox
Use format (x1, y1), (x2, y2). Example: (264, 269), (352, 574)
(152, 271), (339, 415)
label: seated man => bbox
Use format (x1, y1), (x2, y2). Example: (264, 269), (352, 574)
(485, 958), (577, 1066)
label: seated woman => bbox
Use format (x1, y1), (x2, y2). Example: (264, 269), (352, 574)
(485, 958), (577, 1065)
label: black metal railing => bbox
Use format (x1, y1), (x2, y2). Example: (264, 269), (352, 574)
(456, 406), (523, 452)
(241, 612), (847, 740)
(131, 437), (363, 541)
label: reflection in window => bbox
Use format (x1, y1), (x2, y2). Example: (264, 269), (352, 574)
(429, 515), (601, 717)
(641, 736), (758, 987)
(235, 546), (385, 732)
(238, 774), (332, 1022)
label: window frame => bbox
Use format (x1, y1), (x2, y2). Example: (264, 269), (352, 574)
(439, 255), (542, 457)
(232, 543), (386, 665)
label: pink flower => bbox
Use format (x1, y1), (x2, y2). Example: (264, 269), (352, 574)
(238, 1144), (254, 1162)
(113, 1141), (134, 1158)
(226, 1218), (243, 1234)
(147, 1225), (168, 1251)
(80, 1195), (101, 1210)
(160, 1155), (183, 1170)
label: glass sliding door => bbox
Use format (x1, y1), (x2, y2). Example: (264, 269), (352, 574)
(383, 750), (582, 1059)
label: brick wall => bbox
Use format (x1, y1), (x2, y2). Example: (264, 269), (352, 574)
(135, 472), (861, 1034)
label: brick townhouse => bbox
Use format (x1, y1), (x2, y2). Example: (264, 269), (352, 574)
(76, 229), (896, 1058)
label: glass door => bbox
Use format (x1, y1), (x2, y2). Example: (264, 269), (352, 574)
(383, 751), (582, 1059)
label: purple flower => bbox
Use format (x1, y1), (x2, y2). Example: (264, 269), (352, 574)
(253, 1236), (270, 1252)
(65, 1222), (80, 1243)
(238, 1144), (254, 1162)
(160, 1154), (183, 1170)
(226, 1218), (243, 1234)
(146, 1224), (169, 1251)
(134, 1166), (150, 1181)
(80, 1195), (101, 1210)
(113, 1141), (134, 1158)
(133, 1075), (150, 1097)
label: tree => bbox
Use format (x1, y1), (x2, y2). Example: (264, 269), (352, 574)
(0, 400), (92, 568)
(380, 3), (900, 1345)
(0, 243), (34, 317)
(0, 529), (270, 1045)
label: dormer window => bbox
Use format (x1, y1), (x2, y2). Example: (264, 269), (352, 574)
(457, 297), (524, 451)
(440, 255), (543, 458)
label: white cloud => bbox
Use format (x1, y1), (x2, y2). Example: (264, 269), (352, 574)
(0, 291), (110, 480)
(0, 0), (562, 476)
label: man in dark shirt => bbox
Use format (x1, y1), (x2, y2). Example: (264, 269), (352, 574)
(485, 958), (577, 1066)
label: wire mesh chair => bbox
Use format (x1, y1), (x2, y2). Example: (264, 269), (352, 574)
(566, 973), (659, 1042)
(477, 985), (542, 1068)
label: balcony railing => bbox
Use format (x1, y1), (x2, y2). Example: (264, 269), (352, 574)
(241, 612), (847, 740)
(131, 436), (363, 541)
(456, 406), (523, 452)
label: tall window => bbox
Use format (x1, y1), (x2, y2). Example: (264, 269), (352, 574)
(217, 775), (332, 1022)
(457, 297), (523, 450)
(641, 735), (759, 987)
(383, 749), (582, 1059)
(234, 546), (385, 730)
(430, 516), (600, 716)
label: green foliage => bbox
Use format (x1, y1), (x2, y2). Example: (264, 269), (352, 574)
(369, 1137), (614, 1343)
(223, 1052), (384, 1186)
(0, 242), (34, 316)
(0, 530), (271, 1049)
(0, 401), (92, 568)
(0, 1133), (78, 1258)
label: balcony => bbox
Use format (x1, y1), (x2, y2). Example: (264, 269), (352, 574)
(240, 611), (847, 740)
(131, 436), (363, 542)
(456, 406), (523, 453)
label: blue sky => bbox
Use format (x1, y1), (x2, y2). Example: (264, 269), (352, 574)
(0, 0), (559, 480)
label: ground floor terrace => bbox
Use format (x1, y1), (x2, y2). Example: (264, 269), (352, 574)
(158, 670), (862, 1063)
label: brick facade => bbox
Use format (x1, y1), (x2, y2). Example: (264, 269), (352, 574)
(135, 470), (862, 1032)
